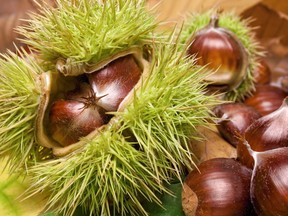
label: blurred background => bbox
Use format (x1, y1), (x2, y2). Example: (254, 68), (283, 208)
(0, 0), (55, 52)
(0, 0), (265, 53)
(1, 0), (288, 52)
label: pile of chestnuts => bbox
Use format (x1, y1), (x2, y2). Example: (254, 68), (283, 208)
(182, 10), (288, 216)
(184, 96), (288, 215)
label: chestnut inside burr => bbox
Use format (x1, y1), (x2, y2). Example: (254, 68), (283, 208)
(37, 54), (143, 149)
(186, 15), (248, 91)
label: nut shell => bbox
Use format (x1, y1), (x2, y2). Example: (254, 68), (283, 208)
(187, 15), (248, 90)
(251, 147), (288, 215)
(183, 158), (254, 216)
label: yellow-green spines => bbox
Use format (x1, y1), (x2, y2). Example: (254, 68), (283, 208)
(17, 0), (157, 70)
(180, 10), (262, 101)
(0, 51), (43, 169)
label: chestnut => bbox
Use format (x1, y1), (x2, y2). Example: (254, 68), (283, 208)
(87, 54), (142, 112)
(253, 60), (271, 85)
(244, 84), (287, 116)
(213, 102), (261, 147)
(250, 147), (288, 215)
(183, 158), (255, 216)
(237, 97), (288, 169)
(49, 92), (107, 147)
(241, 140), (288, 215)
(186, 14), (248, 90)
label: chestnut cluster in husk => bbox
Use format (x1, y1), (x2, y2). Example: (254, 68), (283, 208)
(48, 54), (142, 147)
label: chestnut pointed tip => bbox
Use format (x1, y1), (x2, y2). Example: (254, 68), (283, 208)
(209, 9), (224, 28)
(209, 14), (220, 28)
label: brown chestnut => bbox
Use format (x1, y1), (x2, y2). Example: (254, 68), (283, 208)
(49, 86), (108, 147)
(213, 102), (261, 147)
(238, 97), (288, 169)
(242, 141), (288, 215)
(87, 54), (141, 112)
(186, 14), (248, 90)
(253, 60), (271, 85)
(251, 147), (288, 215)
(184, 158), (255, 216)
(244, 84), (287, 116)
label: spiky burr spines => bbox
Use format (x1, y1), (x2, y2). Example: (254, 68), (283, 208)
(28, 41), (220, 216)
(17, 0), (157, 75)
(0, 50), (44, 169)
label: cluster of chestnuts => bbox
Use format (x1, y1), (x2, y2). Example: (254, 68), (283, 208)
(184, 69), (288, 215)
(48, 54), (142, 147)
(183, 11), (288, 216)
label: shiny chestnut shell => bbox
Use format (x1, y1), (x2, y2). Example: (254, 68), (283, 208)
(184, 158), (255, 216)
(213, 102), (261, 147)
(87, 55), (142, 112)
(187, 15), (248, 90)
(49, 98), (107, 146)
(35, 50), (149, 156)
(244, 84), (287, 116)
(251, 147), (288, 215)
(238, 97), (288, 169)
(253, 60), (271, 85)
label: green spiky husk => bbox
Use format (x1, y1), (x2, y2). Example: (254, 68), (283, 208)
(0, 51), (46, 170)
(24, 40), (219, 216)
(180, 10), (262, 101)
(17, 0), (158, 71)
